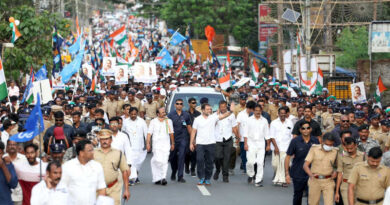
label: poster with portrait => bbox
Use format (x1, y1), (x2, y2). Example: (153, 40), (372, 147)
(351, 82), (367, 104)
(81, 63), (93, 80)
(52, 73), (65, 90)
(132, 62), (158, 83)
(114, 65), (129, 85)
(101, 57), (116, 76)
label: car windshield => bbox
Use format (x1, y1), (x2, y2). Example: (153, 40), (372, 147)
(168, 93), (225, 113)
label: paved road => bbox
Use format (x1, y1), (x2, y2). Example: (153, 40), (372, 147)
(124, 153), (309, 205)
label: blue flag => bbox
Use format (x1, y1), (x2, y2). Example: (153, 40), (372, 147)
(35, 65), (48, 81)
(60, 43), (85, 83)
(20, 73), (33, 104)
(10, 96), (44, 142)
(169, 31), (186, 46)
(52, 25), (64, 77)
(286, 72), (298, 88)
(156, 48), (173, 68)
(68, 32), (82, 55)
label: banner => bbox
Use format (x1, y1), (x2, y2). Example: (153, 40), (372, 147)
(370, 22), (390, 53)
(351, 82), (367, 104)
(32, 79), (53, 104)
(101, 57), (116, 76)
(133, 62), (157, 83)
(81, 63), (93, 80)
(114, 65), (129, 85)
(52, 73), (65, 90)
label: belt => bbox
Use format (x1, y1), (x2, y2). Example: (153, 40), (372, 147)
(314, 175), (332, 179)
(343, 178), (348, 183)
(107, 179), (118, 188)
(357, 198), (383, 204)
(223, 137), (232, 143)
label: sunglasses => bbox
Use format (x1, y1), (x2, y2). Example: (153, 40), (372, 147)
(55, 119), (63, 122)
(176, 103), (183, 105)
(342, 120), (349, 123)
(190, 102), (197, 104)
(300, 126), (311, 130)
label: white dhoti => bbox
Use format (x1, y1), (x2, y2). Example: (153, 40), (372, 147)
(246, 146), (265, 183)
(129, 150), (147, 179)
(151, 148), (170, 182)
(272, 151), (287, 184)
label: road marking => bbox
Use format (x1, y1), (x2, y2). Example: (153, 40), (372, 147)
(197, 185), (211, 196)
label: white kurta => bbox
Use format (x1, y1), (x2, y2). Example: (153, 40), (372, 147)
(243, 115), (269, 183)
(147, 118), (173, 182)
(215, 113), (237, 142)
(61, 158), (106, 205)
(237, 109), (250, 142)
(30, 181), (71, 205)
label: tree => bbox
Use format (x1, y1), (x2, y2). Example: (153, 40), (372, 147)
(0, 3), (70, 80)
(159, 0), (258, 49)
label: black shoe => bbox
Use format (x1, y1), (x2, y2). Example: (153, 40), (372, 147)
(191, 170), (196, 177)
(135, 178), (140, 184)
(247, 176), (253, 184)
(185, 167), (190, 174)
(178, 177), (186, 183)
(223, 176), (229, 183)
(213, 171), (220, 180)
(155, 180), (161, 185)
(170, 173), (176, 181)
(161, 179), (167, 185)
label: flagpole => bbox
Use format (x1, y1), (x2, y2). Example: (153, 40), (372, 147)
(157, 28), (180, 57)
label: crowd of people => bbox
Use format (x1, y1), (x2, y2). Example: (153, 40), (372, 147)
(1, 13), (390, 205)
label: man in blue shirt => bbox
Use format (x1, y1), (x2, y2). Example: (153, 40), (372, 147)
(285, 121), (319, 205)
(168, 99), (192, 182)
(0, 141), (18, 205)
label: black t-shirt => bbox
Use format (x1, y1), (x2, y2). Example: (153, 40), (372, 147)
(292, 118), (322, 137)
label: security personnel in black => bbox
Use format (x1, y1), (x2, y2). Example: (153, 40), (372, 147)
(49, 143), (65, 164)
(168, 98), (192, 182)
(185, 97), (201, 176)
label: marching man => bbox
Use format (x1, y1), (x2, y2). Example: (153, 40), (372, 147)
(146, 107), (174, 185)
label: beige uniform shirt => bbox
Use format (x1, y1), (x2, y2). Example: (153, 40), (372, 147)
(375, 131), (389, 151)
(337, 151), (365, 180)
(305, 144), (338, 176)
(64, 115), (73, 126)
(289, 106), (298, 117)
(268, 105), (279, 121)
(369, 126), (381, 140)
(125, 98), (145, 113)
(144, 101), (159, 120)
(104, 100), (119, 118)
(348, 162), (390, 201)
(94, 148), (129, 185)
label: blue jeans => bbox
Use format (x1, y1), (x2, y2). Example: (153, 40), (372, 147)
(239, 142), (247, 172)
(196, 144), (216, 180)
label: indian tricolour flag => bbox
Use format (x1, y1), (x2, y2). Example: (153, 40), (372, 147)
(21, 72), (34, 104)
(313, 68), (324, 95)
(218, 73), (231, 90)
(0, 57), (7, 100)
(176, 61), (186, 77)
(374, 76), (387, 102)
(251, 59), (260, 82)
(11, 22), (22, 43)
(109, 26), (126, 46)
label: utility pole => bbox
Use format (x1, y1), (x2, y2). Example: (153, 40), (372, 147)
(277, 0), (284, 79)
(304, 0), (311, 76)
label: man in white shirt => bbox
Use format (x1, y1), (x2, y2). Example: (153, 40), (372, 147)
(213, 101), (238, 183)
(243, 104), (270, 187)
(8, 81), (19, 97)
(5, 140), (25, 205)
(146, 107), (174, 185)
(190, 103), (232, 186)
(61, 140), (106, 205)
(31, 161), (70, 205)
(109, 117), (132, 167)
(122, 107), (148, 184)
(236, 101), (256, 174)
(1, 120), (16, 147)
(269, 106), (293, 186)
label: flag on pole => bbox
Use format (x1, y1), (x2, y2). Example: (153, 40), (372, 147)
(251, 59), (260, 82)
(170, 31), (187, 46)
(109, 25), (127, 46)
(52, 26), (63, 77)
(286, 72), (298, 87)
(313, 68), (324, 95)
(218, 73), (231, 90)
(156, 48), (173, 68)
(35, 65), (48, 81)
(10, 96), (44, 142)
(68, 32), (82, 55)
(10, 23), (22, 43)
(0, 57), (7, 101)
(374, 76), (387, 102)
(21, 72), (34, 104)
(176, 61), (186, 77)
(185, 26), (196, 64)
(60, 43), (85, 83)
(76, 16), (81, 37)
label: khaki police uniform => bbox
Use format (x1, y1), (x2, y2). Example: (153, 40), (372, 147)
(375, 131), (389, 151)
(305, 144), (338, 205)
(94, 148), (129, 205)
(103, 99), (119, 119)
(64, 115), (73, 126)
(125, 98), (145, 113)
(348, 162), (390, 205)
(268, 104), (279, 121)
(233, 104), (246, 117)
(144, 101), (159, 126)
(116, 99), (126, 116)
(289, 105), (298, 117)
(337, 151), (365, 205)
(369, 126), (381, 140)
(262, 103), (270, 114)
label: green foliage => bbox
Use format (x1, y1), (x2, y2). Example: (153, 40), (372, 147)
(0, 4), (71, 80)
(159, 0), (258, 50)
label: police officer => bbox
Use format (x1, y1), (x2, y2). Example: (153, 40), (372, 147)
(303, 133), (338, 205)
(369, 114), (381, 139)
(335, 137), (365, 205)
(233, 93), (247, 117)
(94, 129), (130, 205)
(49, 143), (65, 164)
(168, 99), (192, 182)
(354, 111), (366, 128)
(144, 93), (159, 126)
(357, 124), (380, 154)
(348, 147), (390, 205)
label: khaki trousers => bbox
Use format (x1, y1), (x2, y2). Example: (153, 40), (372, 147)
(308, 177), (335, 205)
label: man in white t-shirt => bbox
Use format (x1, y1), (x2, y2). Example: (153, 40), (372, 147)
(190, 103), (232, 186)
(243, 104), (270, 187)
(61, 140), (106, 205)
(146, 107), (174, 185)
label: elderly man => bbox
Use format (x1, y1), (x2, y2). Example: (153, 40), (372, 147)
(146, 108), (174, 185)
(30, 161), (70, 205)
